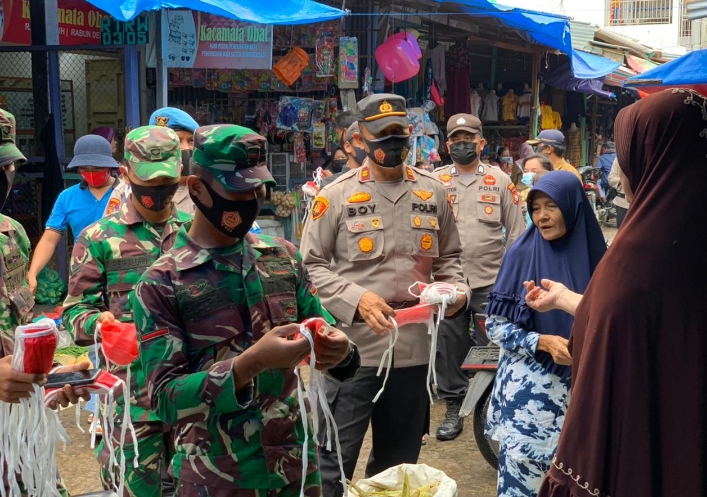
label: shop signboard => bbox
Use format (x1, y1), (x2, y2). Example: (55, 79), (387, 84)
(101, 17), (148, 46)
(0, 0), (109, 46)
(167, 10), (273, 70)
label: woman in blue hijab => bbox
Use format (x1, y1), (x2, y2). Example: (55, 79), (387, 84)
(484, 171), (606, 497)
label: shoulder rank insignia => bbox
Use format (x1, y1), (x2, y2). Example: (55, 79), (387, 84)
(359, 166), (371, 182)
(405, 166), (417, 181)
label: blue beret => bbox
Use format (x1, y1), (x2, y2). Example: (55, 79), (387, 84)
(149, 107), (198, 133)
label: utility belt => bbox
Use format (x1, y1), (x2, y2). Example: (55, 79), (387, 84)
(352, 299), (420, 324)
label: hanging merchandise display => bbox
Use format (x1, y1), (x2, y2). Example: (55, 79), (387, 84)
(502, 89), (519, 123)
(277, 97), (315, 132)
(339, 37), (359, 88)
(518, 84), (533, 121)
(375, 32), (422, 83)
(566, 122), (583, 166)
(315, 26), (336, 78)
(294, 132), (307, 163)
(445, 43), (471, 115)
(540, 103), (558, 130)
(481, 90), (500, 122)
(312, 123), (326, 149)
(470, 90), (483, 118)
(273, 46), (310, 87)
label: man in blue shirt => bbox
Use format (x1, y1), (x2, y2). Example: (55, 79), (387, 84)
(597, 141), (616, 197)
(28, 134), (120, 292)
(28, 133), (119, 435)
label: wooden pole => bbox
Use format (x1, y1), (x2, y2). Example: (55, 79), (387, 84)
(530, 52), (540, 139)
(589, 96), (599, 166)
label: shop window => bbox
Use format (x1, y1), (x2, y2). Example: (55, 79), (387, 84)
(606, 0), (674, 26)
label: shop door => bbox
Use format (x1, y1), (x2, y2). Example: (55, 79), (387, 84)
(85, 58), (125, 155)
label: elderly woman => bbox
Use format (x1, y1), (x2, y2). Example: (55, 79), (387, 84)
(536, 89), (707, 497)
(485, 171), (606, 497)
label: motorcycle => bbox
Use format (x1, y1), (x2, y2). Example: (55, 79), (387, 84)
(460, 313), (500, 470)
(577, 166), (616, 226)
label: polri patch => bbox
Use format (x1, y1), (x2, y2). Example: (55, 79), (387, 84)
(311, 197), (330, 220)
(509, 183), (520, 205)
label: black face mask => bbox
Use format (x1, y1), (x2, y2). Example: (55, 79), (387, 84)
(449, 141), (478, 166)
(348, 142), (368, 165)
(130, 181), (179, 212)
(0, 165), (16, 209)
(181, 149), (192, 177)
(332, 159), (348, 173)
(190, 180), (263, 239)
(361, 134), (411, 168)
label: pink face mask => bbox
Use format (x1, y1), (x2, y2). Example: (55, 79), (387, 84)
(80, 169), (111, 187)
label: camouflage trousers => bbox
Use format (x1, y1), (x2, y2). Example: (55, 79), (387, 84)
(175, 470), (322, 497)
(98, 419), (174, 497)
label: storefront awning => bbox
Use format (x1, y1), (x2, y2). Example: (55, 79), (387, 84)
(571, 49), (621, 79)
(432, 0), (573, 55)
(624, 49), (707, 95)
(86, 0), (346, 24)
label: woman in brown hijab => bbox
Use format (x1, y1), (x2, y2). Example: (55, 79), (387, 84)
(530, 89), (707, 497)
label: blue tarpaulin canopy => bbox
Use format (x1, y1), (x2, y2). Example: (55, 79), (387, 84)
(571, 49), (621, 79)
(625, 49), (707, 96)
(432, 0), (573, 56)
(86, 0), (346, 24)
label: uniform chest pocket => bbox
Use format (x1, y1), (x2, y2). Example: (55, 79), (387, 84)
(345, 216), (384, 262)
(9, 286), (34, 324)
(477, 192), (502, 224)
(409, 215), (440, 258)
(260, 263), (299, 326)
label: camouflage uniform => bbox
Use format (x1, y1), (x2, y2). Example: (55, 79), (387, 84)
(0, 109), (32, 357)
(0, 110), (66, 495)
(62, 126), (190, 497)
(0, 215), (33, 359)
(132, 124), (359, 497)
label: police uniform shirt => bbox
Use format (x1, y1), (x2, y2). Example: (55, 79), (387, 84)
(433, 163), (525, 289)
(301, 164), (469, 368)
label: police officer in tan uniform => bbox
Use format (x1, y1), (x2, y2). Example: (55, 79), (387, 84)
(301, 94), (469, 497)
(432, 114), (525, 441)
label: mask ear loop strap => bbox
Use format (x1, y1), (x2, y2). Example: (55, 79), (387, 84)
(372, 317), (400, 404)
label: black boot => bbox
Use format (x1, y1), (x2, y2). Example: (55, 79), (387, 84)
(435, 398), (464, 441)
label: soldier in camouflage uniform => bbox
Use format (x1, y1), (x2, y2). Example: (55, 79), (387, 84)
(0, 108), (36, 400)
(0, 109), (90, 496)
(132, 124), (360, 497)
(62, 126), (192, 497)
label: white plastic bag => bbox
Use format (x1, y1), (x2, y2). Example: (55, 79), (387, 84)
(347, 464), (457, 497)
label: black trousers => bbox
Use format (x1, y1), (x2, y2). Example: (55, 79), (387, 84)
(615, 205), (628, 229)
(434, 284), (493, 400)
(318, 365), (430, 497)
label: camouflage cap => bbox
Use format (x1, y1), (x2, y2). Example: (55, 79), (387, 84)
(124, 126), (181, 181)
(192, 124), (276, 193)
(0, 109), (26, 168)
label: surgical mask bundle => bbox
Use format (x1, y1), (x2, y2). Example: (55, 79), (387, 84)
(373, 283), (463, 404)
(302, 167), (325, 222)
(0, 319), (65, 497)
(93, 322), (141, 496)
(294, 318), (347, 497)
